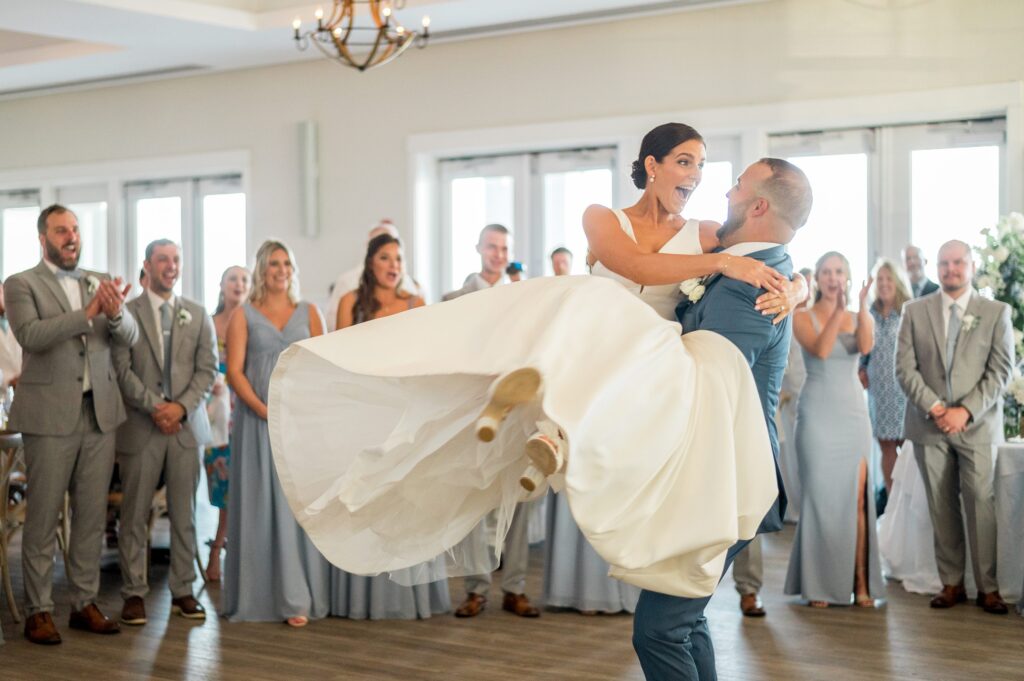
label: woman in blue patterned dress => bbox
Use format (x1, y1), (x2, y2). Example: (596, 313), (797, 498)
(861, 259), (912, 494)
(204, 265), (250, 581)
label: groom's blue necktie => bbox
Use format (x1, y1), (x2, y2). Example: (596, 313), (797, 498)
(56, 268), (83, 280)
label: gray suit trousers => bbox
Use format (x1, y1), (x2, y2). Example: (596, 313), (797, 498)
(914, 441), (999, 593)
(118, 438), (201, 599)
(732, 535), (763, 595)
(465, 502), (530, 596)
(22, 396), (116, 615)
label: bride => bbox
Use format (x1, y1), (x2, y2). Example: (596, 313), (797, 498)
(268, 122), (807, 598)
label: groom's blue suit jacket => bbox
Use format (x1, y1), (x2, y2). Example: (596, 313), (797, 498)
(676, 245), (791, 534)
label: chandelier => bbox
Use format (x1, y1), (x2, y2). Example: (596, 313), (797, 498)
(292, 1), (430, 72)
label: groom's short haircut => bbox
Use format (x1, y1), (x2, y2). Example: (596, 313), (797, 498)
(478, 223), (509, 244)
(757, 158), (813, 230)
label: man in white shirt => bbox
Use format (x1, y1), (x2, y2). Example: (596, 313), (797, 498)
(442, 224), (513, 301)
(326, 220), (422, 331)
(550, 247), (573, 276)
(442, 223), (538, 618)
(896, 240), (1013, 614)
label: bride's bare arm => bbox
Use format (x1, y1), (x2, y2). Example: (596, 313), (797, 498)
(584, 205), (789, 291)
(700, 218), (809, 324)
(225, 306), (267, 420)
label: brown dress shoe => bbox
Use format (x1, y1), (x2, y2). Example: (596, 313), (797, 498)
(454, 593), (487, 618)
(24, 612), (62, 645)
(120, 596), (147, 625)
(502, 592), (540, 618)
(69, 603), (121, 634)
(976, 591), (1009, 615)
(929, 584), (967, 609)
(740, 593), (766, 617)
(172, 595), (207, 620)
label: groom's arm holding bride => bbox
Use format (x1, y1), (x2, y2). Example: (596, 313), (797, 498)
(677, 247), (794, 533)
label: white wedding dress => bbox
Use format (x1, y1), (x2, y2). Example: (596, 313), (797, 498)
(268, 209), (777, 598)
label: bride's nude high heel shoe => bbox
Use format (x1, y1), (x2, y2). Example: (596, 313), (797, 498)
(475, 368), (543, 442)
(519, 464), (548, 501)
(525, 429), (567, 476)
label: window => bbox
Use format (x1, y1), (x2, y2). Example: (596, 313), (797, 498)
(0, 190), (42, 280)
(769, 119), (1007, 298)
(536, 149), (615, 275)
(126, 175), (246, 306)
(770, 129), (874, 289)
(57, 185), (109, 272)
(439, 149), (617, 290)
(440, 156), (519, 292)
(895, 120), (1006, 280)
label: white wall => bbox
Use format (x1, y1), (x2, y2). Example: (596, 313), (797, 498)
(0, 0), (1022, 302)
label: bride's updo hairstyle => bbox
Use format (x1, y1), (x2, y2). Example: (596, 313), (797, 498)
(631, 123), (705, 190)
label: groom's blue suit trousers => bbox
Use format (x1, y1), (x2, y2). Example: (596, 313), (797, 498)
(632, 538), (752, 681)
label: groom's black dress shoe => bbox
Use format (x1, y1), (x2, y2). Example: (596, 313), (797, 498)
(740, 593), (765, 617)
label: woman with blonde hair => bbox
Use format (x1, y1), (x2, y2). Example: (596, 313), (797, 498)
(785, 251), (884, 608)
(223, 240), (331, 627)
(861, 258), (913, 494)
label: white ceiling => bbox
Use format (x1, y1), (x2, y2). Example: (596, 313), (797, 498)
(0, 0), (764, 98)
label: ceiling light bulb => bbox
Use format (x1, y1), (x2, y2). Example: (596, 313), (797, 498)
(315, 7), (324, 20)
(333, 27), (342, 36)
(396, 25), (405, 34)
(292, 18), (302, 30)
(422, 15), (431, 28)
(383, 7), (392, 18)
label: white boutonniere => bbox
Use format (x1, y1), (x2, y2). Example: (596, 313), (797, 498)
(679, 278), (706, 302)
(177, 308), (193, 326)
(961, 314), (979, 333)
(85, 275), (100, 296)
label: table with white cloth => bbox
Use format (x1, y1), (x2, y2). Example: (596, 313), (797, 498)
(995, 442), (1024, 607)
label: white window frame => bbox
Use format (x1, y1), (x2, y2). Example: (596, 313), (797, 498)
(0, 150), (249, 296)
(410, 82), (1023, 295)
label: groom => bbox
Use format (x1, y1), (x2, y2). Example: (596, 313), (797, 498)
(633, 158), (812, 680)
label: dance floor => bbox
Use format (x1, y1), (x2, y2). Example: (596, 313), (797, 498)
(2, 501), (1022, 680)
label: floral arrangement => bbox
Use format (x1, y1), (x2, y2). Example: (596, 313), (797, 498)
(975, 212), (1024, 437)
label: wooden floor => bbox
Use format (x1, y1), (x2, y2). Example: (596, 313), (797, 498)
(2, 518), (1023, 680)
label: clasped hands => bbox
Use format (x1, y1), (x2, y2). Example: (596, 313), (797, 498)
(152, 401), (186, 435)
(85, 277), (131, 320)
(930, 403), (970, 435)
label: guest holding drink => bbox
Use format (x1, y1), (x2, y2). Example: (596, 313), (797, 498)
(223, 241), (330, 626)
(785, 251), (884, 608)
(203, 265), (250, 581)
(332, 234), (448, 619)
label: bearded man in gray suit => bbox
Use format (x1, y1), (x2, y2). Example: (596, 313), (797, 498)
(112, 239), (217, 626)
(6, 204), (138, 644)
(896, 239), (1014, 614)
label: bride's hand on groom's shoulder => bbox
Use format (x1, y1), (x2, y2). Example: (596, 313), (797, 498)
(722, 255), (789, 293)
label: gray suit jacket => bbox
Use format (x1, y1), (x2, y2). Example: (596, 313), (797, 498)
(896, 291), (1014, 445)
(5, 261), (139, 436)
(113, 294), (217, 453)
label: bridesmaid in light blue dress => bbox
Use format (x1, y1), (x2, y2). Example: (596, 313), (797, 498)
(543, 489), (640, 613)
(330, 233), (450, 619)
(785, 251), (884, 607)
(223, 241), (331, 625)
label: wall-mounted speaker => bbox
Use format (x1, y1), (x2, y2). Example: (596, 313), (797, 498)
(298, 120), (319, 237)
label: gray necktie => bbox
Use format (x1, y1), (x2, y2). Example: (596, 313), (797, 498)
(945, 302), (961, 401)
(161, 302), (173, 399)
